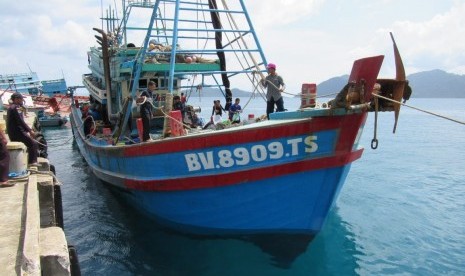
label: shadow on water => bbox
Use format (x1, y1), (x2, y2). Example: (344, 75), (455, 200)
(93, 181), (362, 275)
(304, 208), (362, 275)
(46, 127), (362, 275)
(241, 234), (314, 269)
(104, 183), (315, 270)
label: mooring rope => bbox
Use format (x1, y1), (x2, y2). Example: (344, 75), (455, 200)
(262, 80), (340, 99)
(27, 169), (62, 185)
(372, 93), (465, 125)
(36, 113), (97, 150)
(371, 94), (379, 149)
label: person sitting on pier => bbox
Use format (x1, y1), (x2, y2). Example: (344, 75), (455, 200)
(0, 126), (10, 186)
(6, 93), (38, 165)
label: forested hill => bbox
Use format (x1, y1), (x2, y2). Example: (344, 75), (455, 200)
(316, 69), (465, 98)
(189, 69), (465, 98)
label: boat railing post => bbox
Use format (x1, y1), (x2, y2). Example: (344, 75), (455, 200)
(168, 0), (181, 93)
(118, 0), (162, 140)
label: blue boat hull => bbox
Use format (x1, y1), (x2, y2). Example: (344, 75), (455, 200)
(70, 105), (366, 235)
(127, 165), (352, 235)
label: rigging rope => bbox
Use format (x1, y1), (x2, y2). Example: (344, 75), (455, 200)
(43, 115), (97, 150)
(219, 0), (267, 100)
(372, 93), (465, 126)
(371, 94), (379, 149)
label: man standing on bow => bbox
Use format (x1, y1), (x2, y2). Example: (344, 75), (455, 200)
(261, 63), (285, 119)
(137, 81), (157, 142)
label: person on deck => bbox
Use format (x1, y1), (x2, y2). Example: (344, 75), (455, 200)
(6, 92), (38, 165)
(172, 95), (185, 121)
(211, 100), (225, 117)
(137, 81), (157, 142)
(261, 63), (285, 119)
(180, 92), (187, 106)
(229, 98), (242, 123)
(180, 92), (187, 112)
(202, 100), (225, 130)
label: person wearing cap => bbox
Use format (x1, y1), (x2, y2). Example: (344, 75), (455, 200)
(261, 63), (285, 119)
(137, 81), (157, 142)
(6, 92), (38, 165)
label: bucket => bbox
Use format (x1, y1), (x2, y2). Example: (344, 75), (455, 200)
(245, 114), (255, 125)
(301, 83), (317, 108)
(169, 110), (186, 137)
(7, 142), (28, 178)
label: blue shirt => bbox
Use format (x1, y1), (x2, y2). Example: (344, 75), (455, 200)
(229, 103), (241, 121)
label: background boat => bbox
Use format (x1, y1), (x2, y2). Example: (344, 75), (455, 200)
(0, 70), (88, 115)
(0, 71), (41, 94)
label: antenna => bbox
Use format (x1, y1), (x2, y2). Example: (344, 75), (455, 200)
(101, 0), (104, 31)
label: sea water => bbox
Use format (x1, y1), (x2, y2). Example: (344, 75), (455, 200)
(43, 97), (465, 275)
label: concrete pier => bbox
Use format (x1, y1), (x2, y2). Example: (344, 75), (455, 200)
(0, 111), (78, 275)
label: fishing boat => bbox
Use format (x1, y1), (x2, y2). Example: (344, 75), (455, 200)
(0, 89), (69, 127)
(33, 80), (89, 114)
(36, 109), (68, 127)
(0, 71), (42, 95)
(0, 71), (88, 114)
(70, 0), (409, 236)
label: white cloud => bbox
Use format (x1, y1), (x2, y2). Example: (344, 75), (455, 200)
(250, 0), (465, 92)
(247, 0), (326, 30)
(0, 1), (100, 84)
(1, 0), (464, 95)
(379, 2), (465, 76)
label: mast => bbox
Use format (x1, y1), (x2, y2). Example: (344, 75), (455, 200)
(114, 0), (269, 139)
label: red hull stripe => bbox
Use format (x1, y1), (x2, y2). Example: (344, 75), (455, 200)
(124, 113), (365, 157)
(125, 149), (364, 191)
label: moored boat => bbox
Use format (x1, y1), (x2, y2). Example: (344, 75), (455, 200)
(36, 110), (68, 127)
(70, 0), (410, 236)
(33, 81), (89, 114)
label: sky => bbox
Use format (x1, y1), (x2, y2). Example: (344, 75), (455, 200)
(1, 0), (464, 95)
